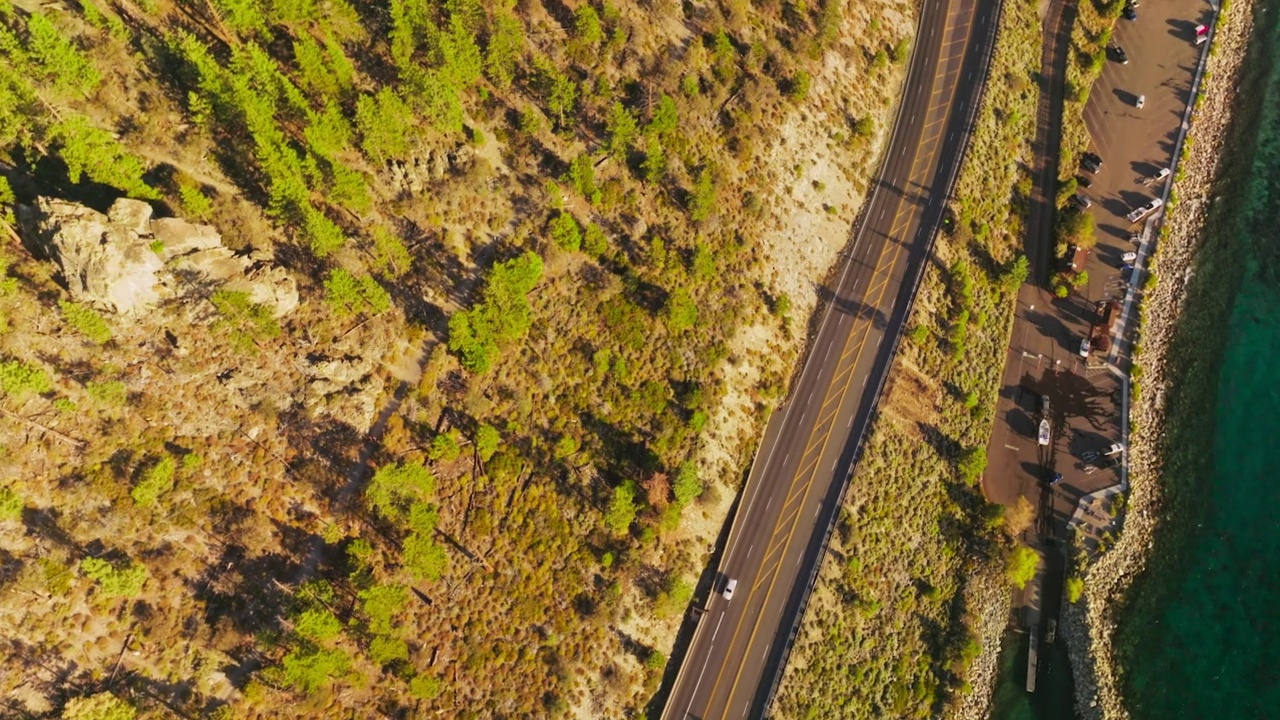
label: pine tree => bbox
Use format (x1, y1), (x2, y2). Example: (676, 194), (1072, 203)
(485, 12), (524, 89)
(25, 13), (100, 96)
(605, 101), (638, 161)
(356, 88), (414, 163)
(48, 116), (157, 198)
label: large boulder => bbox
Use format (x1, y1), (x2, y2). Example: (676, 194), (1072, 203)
(19, 197), (298, 319)
(21, 198), (166, 316)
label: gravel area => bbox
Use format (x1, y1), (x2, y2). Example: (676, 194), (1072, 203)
(1060, 1), (1259, 717)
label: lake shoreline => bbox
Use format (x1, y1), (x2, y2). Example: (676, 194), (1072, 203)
(1057, 0), (1263, 717)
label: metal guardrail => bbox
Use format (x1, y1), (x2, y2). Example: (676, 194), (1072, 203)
(756, 0), (1008, 712)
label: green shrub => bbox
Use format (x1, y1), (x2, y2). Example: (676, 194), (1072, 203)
(582, 223), (609, 257)
(0, 487), (22, 521)
(891, 38), (911, 64)
(80, 556), (148, 598)
(356, 88), (414, 163)
(447, 252), (544, 373)
(1006, 545), (1040, 589)
(605, 101), (638, 160)
(409, 674), (444, 699)
(403, 532), (448, 581)
(1066, 576), (1084, 603)
(325, 269), (392, 317)
(48, 115), (156, 198)
(688, 168), (716, 221)
(642, 137), (668, 184)
(604, 480), (638, 535)
(474, 424), (500, 462)
(428, 430), (462, 462)
(280, 646), (350, 694)
(566, 154), (600, 203)
(366, 462), (436, 522)
(788, 70), (812, 100)
(646, 650), (667, 671)
(211, 290), (281, 353)
(655, 575), (694, 618)
(178, 179), (214, 220)
(549, 212), (582, 252)
(0, 359), (53, 398)
(956, 445), (987, 485)
(130, 456), (176, 507)
(293, 608), (342, 641)
(369, 635), (409, 664)
(61, 692), (136, 720)
(672, 462), (703, 506)
(59, 300), (112, 344)
(86, 380), (127, 406)
(664, 288), (698, 333)
(359, 584), (408, 635)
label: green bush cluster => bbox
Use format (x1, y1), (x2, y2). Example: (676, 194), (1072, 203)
(80, 556), (148, 598)
(0, 358), (52, 398)
(447, 251), (543, 373)
(210, 289), (281, 353)
(324, 268), (392, 318)
(366, 462), (448, 581)
(59, 300), (112, 344)
(130, 455), (176, 507)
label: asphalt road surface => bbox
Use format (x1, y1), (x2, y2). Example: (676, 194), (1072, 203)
(660, 0), (1001, 715)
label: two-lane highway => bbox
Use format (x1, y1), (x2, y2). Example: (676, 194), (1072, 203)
(660, 0), (1001, 715)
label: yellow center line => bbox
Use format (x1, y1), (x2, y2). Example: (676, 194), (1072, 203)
(921, 115), (946, 132)
(839, 323), (873, 363)
(711, 9), (967, 706)
(702, 201), (913, 711)
(719, 221), (915, 712)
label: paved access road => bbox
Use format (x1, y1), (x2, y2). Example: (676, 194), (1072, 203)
(660, 0), (1000, 715)
(984, 0), (1211, 527)
(981, 0), (1211, 664)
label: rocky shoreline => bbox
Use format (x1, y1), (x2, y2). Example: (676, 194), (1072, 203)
(1060, 0), (1259, 716)
(952, 567), (1013, 720)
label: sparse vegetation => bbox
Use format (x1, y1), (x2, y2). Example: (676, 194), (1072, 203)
(0, 0), (925, 716)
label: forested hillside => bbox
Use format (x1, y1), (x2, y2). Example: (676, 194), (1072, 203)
(0, 0), (916, 717)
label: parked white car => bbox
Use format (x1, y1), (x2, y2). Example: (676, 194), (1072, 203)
(1122, 251), (1138, 263)
(1126, 198), (1164, 223)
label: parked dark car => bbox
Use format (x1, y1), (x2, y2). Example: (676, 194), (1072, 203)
(1122, 5), (1137, 20)
(1082, 152), (1103, 173)
(1076, 174), (1093, 188)
(1113, 45), (1129, 64)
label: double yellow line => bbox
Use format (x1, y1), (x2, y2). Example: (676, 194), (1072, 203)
(701, 6), (973, 712)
